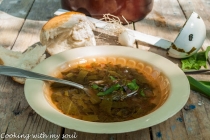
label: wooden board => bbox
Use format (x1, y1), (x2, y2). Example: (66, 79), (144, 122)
(134, 0), (210, 139)
(134, 0), (185, 66)
(0, 1), (34, 134)
(12, 0), (61, 52)
(64, 128), (151, 140)
(116, 128), (151, 140)
(0, 0), (62, 138)
(0, 0), (34, 49)
(183, 91), (210, 139)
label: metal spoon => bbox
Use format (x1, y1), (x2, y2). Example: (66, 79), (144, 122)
(0, 65), (137, 100)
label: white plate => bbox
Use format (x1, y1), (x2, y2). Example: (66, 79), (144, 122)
(24, 45), (190, 134)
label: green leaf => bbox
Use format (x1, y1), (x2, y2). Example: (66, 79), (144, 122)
(205, 46), (210, 59)
(109, 76), (116, 81)
(181, 46), (210, 70)
(97, 84), (121, 96)
(92, 84), (99, 89)
(139, 90), (145, 97)
(187, 76), (210, 98)
(181, 55), (196, 69)
(127, 79), (139, 90)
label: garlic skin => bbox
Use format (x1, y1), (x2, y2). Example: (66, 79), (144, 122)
(118, 30), (135, 47)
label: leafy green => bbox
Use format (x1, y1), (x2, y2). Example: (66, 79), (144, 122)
(205, 46), (210, 59)
(127, 79), (139, 90)
(181, 46), (210, 70)
(92, 84), (100, 89)
(139, 90), (145, 97)
(109, 76), (116, 81)
(97, 79), (139, 96)
(97, 84), (121, 96)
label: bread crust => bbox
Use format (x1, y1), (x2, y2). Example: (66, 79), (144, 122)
(42, 11), (85, 31)
(40, 11), (87, 45)
(12, 77), (25, 84)
(40, 11), (96, 56)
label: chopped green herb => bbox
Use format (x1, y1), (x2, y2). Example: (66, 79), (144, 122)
(140, 90), (145, 97)
(127, 79), (139, 90)
(92, 84), (99, 89)
(109, 76), (116, 81)
(97, 84), (121, 96)
(181, 46), (210, 70)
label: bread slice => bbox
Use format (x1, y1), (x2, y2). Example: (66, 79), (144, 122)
(0, 46), (22, 66)
(40, 11), (96, 55)
(0, 44), (46, 84)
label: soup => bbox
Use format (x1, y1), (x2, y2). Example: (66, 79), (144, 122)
(47, 56), (169, 122)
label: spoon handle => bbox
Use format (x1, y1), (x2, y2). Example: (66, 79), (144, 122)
(0, 65), (84, 89)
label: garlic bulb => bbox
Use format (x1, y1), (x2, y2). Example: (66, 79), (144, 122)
(118, 30), (135, 47)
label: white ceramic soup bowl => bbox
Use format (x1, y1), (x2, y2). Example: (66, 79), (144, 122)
(24, 45), (190, 134)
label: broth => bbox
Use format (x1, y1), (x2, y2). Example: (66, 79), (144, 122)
(47, 56), (170, 122)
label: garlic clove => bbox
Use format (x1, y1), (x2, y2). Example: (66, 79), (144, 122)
(118, 31), (135, 47)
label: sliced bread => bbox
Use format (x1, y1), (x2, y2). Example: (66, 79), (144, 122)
(0, 44), (46, 84)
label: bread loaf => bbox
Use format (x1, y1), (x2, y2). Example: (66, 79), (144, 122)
(40, 11), (96, 55)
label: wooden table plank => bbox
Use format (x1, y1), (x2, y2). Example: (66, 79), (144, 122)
(135, 0), (186, 46)
(182, 94), (205, 140)
(134, 0), (210, 140)
(134, 0), (185, 66)
(65, 129), (152, 140)
(178, 0), (210, 49)
(0, 76), (30, 135)
(181, 85), (210, 139)
(152, 111), (189, 140)
(64, 129), (96, 140)
(12, 0), (60, 52)
(0, 0), (34, 49)
(116, 128), (151, 140)
(0, 0), (62, 139)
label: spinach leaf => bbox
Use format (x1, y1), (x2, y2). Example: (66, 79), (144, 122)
(181, 46), (210, 70)
(127, 79), (139, 90)
(97, 84), (121, 96)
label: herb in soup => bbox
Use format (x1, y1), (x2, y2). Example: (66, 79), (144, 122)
(49, 61), (162, 122)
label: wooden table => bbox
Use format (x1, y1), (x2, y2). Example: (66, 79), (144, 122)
(0, 0), (210, 140)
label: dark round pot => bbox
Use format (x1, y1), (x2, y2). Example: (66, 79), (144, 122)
(61, 0), (154, 23)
